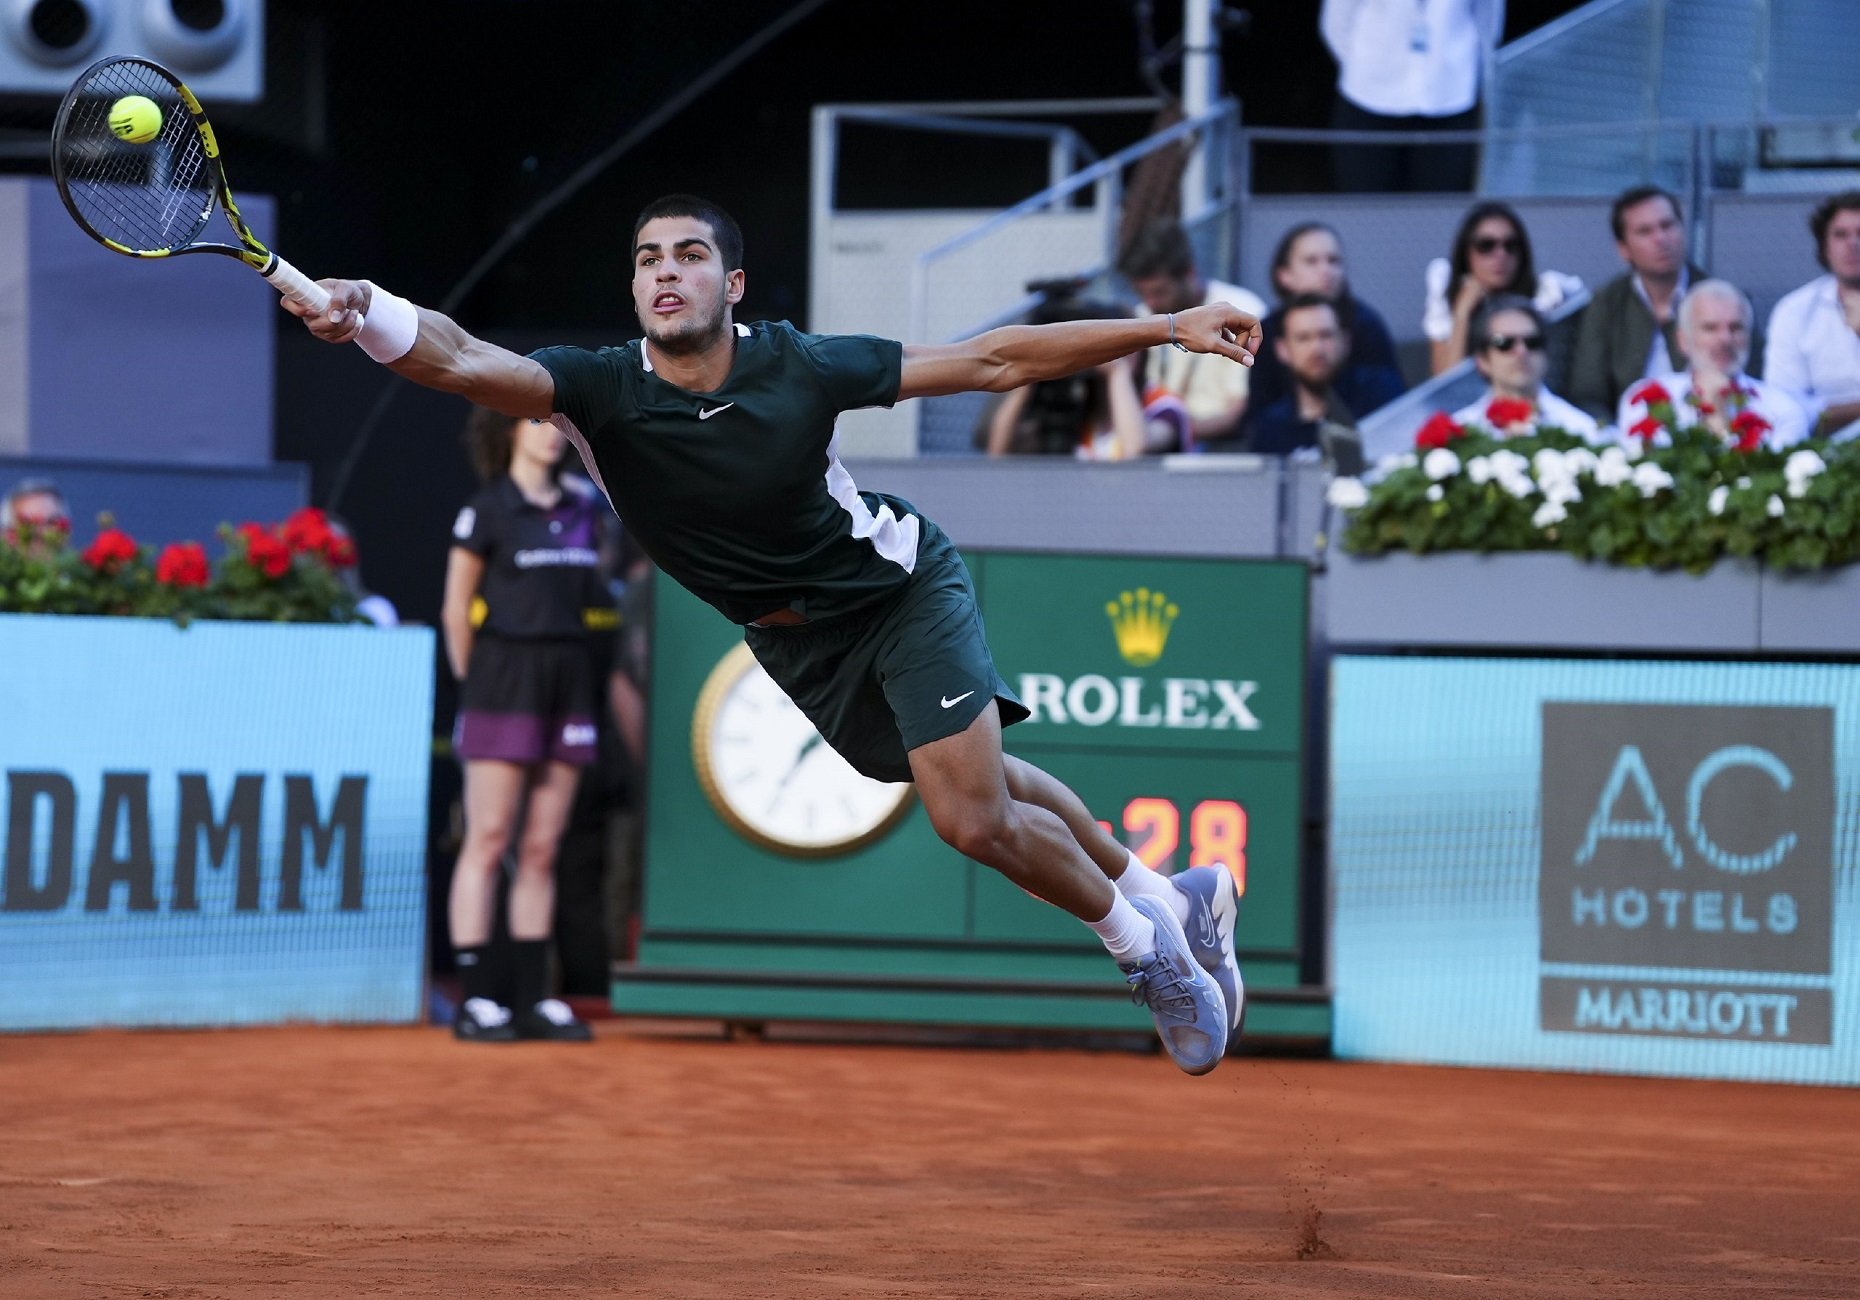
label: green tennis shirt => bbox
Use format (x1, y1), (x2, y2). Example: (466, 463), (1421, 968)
(530, 320), (917, 625)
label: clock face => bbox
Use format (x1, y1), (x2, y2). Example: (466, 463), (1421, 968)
(692, 644), (915, 857)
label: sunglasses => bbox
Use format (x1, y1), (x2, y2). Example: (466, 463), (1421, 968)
(1471, 236), (1522, 255)
(1486, 333), (1546, 353)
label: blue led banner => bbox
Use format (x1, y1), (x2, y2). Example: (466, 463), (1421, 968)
(0, 616), (434, 1030)
(1331, 656), (1860, 1084)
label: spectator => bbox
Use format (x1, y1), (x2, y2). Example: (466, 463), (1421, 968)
(1568, 186), (1708, 423)
(1250, 294), (1402, 456)
(1, 477), (71, 535)
(1245, 223), (1406, 443)
(984, 296), (1153, 459)
(1764, 190), (1860, 438)
(1616, 280), (1808, 449)
(1424, 202), (1582, 374)
(1451, 296), (1598, 440)
(442, 406), (612, 1043)
(1321, 0), (1504, 193)
(1118, 218), (1269, 445)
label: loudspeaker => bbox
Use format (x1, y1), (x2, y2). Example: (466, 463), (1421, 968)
(0, 0), (262, 100)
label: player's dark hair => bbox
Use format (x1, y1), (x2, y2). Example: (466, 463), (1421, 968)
(632, 193), (744, 271)
(462, 407), (560, 486)
(1809, 190), (1860, 271)
(1467, 294), (1545, 353)
(1117, 218), (1196, 282)
(1610, 185), (1682, 241)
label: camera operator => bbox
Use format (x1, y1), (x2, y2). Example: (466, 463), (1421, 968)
(982, 282), (1163, 459)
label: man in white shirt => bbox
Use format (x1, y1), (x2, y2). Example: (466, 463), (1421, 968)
(1321, 0), (1504, 192)
(1764, 191), (1860, 438)
(1118, 218), (1270, 447)
(1616, 280), (1808, 449)
(1450, 296), (1598, 439)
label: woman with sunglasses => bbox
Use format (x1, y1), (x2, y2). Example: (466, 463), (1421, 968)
(1424, 203), (1582, 376)
(1449, 296), (1598, 440)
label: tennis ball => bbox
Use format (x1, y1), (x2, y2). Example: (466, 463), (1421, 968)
(108, 95), (163, 145)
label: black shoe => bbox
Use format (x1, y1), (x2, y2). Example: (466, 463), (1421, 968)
(454, 996), (518, 1042)
(515, 998), (594, 1042)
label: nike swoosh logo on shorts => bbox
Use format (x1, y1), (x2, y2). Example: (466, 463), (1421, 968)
(698, 403), (735, 419)
(940, 690), (976, 709)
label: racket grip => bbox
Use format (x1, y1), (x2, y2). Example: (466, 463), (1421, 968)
(263, 256), (332, 315)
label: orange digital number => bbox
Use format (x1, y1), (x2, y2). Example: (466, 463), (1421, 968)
(1122, 797), (1179, 873)
(1188, 799), (1247, 897)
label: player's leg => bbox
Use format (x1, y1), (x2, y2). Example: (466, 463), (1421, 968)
(507, 759), (592, 1041)
(1002, 752), (1244, 1033)
(451, 758), (527, 1040)
(908, 709), (1226, 1074)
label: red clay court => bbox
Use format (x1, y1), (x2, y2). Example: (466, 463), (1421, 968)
(5, 1024), (1857, 1299)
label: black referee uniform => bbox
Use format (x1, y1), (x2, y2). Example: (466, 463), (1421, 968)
(451, 476), (607, 766)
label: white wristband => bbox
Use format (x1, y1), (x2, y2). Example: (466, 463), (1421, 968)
(354, 281), (419, 363)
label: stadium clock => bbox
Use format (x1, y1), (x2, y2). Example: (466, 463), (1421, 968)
(691, 644), (915, 857)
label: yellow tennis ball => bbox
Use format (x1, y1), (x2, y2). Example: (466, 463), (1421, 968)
(108, 95), (163, 145)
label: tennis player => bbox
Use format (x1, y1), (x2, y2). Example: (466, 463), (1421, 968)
(283, 194), (1258, 1074)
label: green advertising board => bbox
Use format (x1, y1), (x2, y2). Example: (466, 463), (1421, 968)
(615, 551), (1324, 1040)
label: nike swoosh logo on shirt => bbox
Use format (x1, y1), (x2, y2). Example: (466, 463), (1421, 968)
(698, 403), (734, 420)
(940, 691), (976, 709)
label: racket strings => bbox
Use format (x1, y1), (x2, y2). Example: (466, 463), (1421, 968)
(58, 62), (213, 253)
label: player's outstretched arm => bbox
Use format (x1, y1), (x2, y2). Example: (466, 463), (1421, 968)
(897, 300), (1260, 401)
(281, 279), (555, 420)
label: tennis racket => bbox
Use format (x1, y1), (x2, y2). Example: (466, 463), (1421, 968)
(50, 55), (329, 314)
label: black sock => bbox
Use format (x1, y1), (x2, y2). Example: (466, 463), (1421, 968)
(456, 945), (494, 1004)
(511, 939), (549, 1012)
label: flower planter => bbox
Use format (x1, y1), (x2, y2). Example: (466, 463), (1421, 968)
(1325, 549), (1764, 652)
(1760, 566), (1860, 652)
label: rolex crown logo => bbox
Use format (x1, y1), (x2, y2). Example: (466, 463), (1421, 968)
(1105, 587), (1179, 667)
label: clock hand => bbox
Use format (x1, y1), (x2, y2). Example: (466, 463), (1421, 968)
(767, 730), (826, 813)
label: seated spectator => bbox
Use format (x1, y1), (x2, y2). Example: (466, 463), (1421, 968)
(1250, 294), (1403, 456)
(1450, 296), (1598, 440)
(1118, 218), (1269, 446)
(1245, 223), (1405, 444)
(1, 477), (71, 535)
(1616, 280), (1808, 449)
(1569, 186), (1707, 422)
(1764, 190), (1860, 438)
(1424, 202), (1582, 374)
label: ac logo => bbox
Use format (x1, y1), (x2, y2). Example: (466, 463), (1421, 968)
(1538, 703), (1833, 1045)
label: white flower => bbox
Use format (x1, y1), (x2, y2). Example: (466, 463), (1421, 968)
(1624, 437), (1645, 461)
(1378, 452), (1419, 473)
(1736, 476), (1753, 490)
(1531, 448), (1567, 483)
(1426, 484), (1445, 502)
(1544, 479), (1583, 507)
(1467, 455), (1494, 486)
(1422, 448), (1462, 481)
(1788, 478), (1811, 499)
(1561, 448), (1600, 477)
(1326, 476), (1370, 510)
(1631, 462), (1675, 498)
(1489, 449), (1530, 477)
(1532, 500), (1568, 528)
(1595, 447), (1633, 488)
(1785, 449), (1827, 481)
(1767, 494), (1785, 518)
(1497, 470), (1537, 499)
(1708, 485), (1729, 516)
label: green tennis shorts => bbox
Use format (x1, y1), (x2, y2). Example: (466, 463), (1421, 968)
(743, 519), (1027, 783)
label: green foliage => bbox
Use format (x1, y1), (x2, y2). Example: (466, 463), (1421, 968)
(1335, 423), (1860, 574)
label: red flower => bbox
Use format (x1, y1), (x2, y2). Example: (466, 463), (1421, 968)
(241, 529), (292, 579)
(81, 527), (139, 572)
(1694, 401), (1716, 416)
(325, 535), (358, 569)
(155, 541), (210, 588)
(1628, 416), (1664, 442)
(1630, 381), (1672, 407)
(1730, 409), (1772, 453)
(1415, 411), (1465, 449)
(1484, 397), (1535, 429)
(281, 507), (334, 556)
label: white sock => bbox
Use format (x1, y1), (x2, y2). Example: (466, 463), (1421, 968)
(1112, 848), (1191, 925)
(1087, 890), (1156, 961)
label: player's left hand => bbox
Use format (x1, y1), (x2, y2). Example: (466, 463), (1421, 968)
(1174, 301), (1262, 366)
